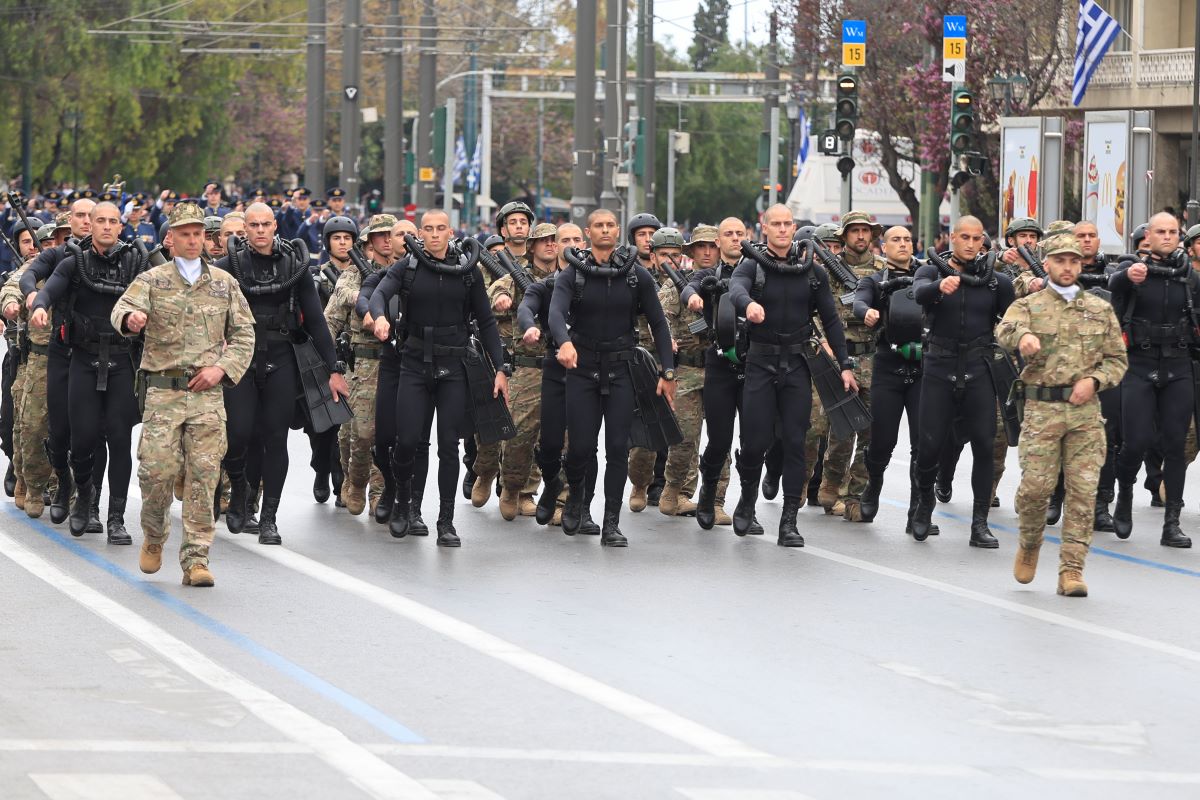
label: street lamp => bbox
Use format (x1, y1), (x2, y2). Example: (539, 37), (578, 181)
(987, 73), (1028, 116)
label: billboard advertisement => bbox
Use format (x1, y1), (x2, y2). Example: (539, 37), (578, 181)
(999, 119), (1043, 236)
(1083, 113), (1131, 253)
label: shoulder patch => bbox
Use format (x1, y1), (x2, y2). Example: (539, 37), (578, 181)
(153, 275), (173, 289)
(209, 279), (230, 298)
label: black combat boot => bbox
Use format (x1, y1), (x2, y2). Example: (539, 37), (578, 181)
(1112, 481), (1133, 539)
(859, 467), (884, 522)
(106, 497), (131, 545)
(389, 480), (411, 539)
(969, 499), (999, 548)
(68, 478), (93, 537)
(1093, 489), (1115, 532)
(778, 496), (805, 547)
(561, 479), (585, 535)
(49, 465), (73, 525)
(3, 463), (14, 497)
(934, 475), (953, 504)
(1161, 501), (1191, 548)
(225, 476), (248, 533)
(461, 451), (476, 500)
(436, 499), (460, 547)
(331, 454), (345, 506)
(695, 456), (722, 530)
(579, 477), (601, 534)
(244, 492), (261, 532)
(408, 487), (429, 536)
(732, 452), (760, 537)
(535, 450), (563, 526)
(761, 465), (781, 501)
(905, 482), (940, 537)
(257, 497), (282, 545)
(600, 498), (627, 547)
(86, 485), (103, 533)
(313, 470), (331, 503)
(1045, 475), (1065, 525)
(910, 485), (936, 542)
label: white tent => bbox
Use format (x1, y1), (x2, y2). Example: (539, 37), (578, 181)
(786, 133), (950, 229)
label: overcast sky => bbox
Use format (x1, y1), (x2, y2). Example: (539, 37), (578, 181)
(651, 0), (774, 57)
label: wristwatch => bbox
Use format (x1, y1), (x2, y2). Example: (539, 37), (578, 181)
(332, 361), (348, 375)
(659, 368), (677, 381)
(499, 363), (513, 377)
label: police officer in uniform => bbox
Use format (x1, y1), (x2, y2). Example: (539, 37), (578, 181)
(1109, 212), (1200, 547)
(998, 234), (1128, 596)
(728, 204), (856, 545)
(910, 216), (1015, 545)
(219, 202), (348, 545)
(111, 202), (256, 587)
(30, 202), (146, 542)
(548, 208), (675, 546)
(370, 210), (508, 546)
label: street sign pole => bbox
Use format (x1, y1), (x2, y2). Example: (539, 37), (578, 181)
(943, 14), (968, 227)
(840, 20), (865, 217)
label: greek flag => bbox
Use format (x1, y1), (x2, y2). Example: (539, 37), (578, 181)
(796, 109), (810, 172)
(453, 135), (468, 186)
(1073, 0), (1121, 106)
(466, 139), (482, 192)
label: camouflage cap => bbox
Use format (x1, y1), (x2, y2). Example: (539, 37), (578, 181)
(839, 211), (882, 240)
(684, 224), (718, 251)
(35, 223), (56, 242)
(168, 202), (206, 229)
(529, 222), (558, 241)
(1045, 219), (1075, 236)
(54, 211), (71, 230)
(1041, 233), (1083, 258)
(366, 213), (398, 236)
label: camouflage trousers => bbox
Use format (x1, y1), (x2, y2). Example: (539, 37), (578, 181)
(1186, 420), (1198, 465)
(500, 366), (543, 492)
(474, 366), (540, 497)
(339, 356), (382, 500)
(801, 385), (829, 489)
(992, 404), (1008, 499)
(16, 352), (51, 495)
(819, 356), (873, 505)
(137, 387), (227, 571)
(1014, 399), (1105, 572)
(629, 370), (703, 496)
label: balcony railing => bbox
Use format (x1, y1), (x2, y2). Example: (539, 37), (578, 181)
(1089, 48), (1195, 87)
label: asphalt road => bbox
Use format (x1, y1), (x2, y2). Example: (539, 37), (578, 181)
(3, 421), (1200, 800)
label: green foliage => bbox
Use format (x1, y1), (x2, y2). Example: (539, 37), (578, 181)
(688, 0), (731, 71)
(656, 103), (763, 225)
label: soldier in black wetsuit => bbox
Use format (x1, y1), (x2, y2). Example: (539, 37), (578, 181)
(727, 204), (856, 546)
(219, 203), (348, 545)
(854, 225), (940, 536)
(547, 208), (675, 547)
(369, 210), (508, 547)
(31, 202), (145, 542)
(1108, 212), (1200, 547)
(911, 216), (1015, 547)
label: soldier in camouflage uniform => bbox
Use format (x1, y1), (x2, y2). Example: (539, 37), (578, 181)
(997, 234), (1127, 597)
(1, 221), (50, 516)
(627, 228), (706, 515)
(110, 203), (256, 587)
(818, 211), (883, 521)
(488, 222), (559, 520)
(327, 214), (393, 517)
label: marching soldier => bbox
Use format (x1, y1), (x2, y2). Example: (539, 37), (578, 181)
(488, 222), (559, 520)
(0, 221), (44, 514)
(110, 203), (256, 587)
(997, 234), (1127, 596)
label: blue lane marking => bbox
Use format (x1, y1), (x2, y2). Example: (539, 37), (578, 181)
(5, 507), (424, 744)
(880, 497), (1200, 579)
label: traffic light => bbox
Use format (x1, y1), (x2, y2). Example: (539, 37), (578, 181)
(622, 119), (645, 176)
(835, 74), (859, 142)
(950, 88), (976, 156)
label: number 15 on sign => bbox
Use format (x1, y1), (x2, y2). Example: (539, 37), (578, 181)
(843, 44), (865, 66)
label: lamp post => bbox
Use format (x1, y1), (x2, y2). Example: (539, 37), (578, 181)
(785, 98), (800, 196)
(987, 73), (1028, 117)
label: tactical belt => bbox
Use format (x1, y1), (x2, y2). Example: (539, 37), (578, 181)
(353, 344), (383, 360)
(674, 350), (706, 368)
(846, 341), (876, 357)
(1125, 321), (1193, 354)
(145, 368), (194, 391)
(926, 333), (993, 357)
(255, 328), (295, 344)
(404, 327), (469, 368)
(1025, 385), (1074, 403)
(73, 334), (131, 391)
(27, 343), (49, 356)
(571, 333), (636, 395)
(513, 355), (544, 369)
(746, 325), (815, 360)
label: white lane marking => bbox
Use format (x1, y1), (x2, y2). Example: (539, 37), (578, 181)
(677, 791), (815, 800)
(30, 773), (184, 800)
(2, 740), (311, 755)
(223, 535), (769, 760)
(0, 534), (437, 800)
(421, 779), (506, 799)
(798, 544), (1200, 666)
(1028, 768), (1200, 785)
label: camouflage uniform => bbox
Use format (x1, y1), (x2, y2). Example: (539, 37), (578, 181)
(487, 237), (555, 515)
(820, 213), (882, 520)
(111, 206), (255, 576)
(1, 262), (52, 515)
(324, 259), (385, 509)
(996, 235), (1127, 587)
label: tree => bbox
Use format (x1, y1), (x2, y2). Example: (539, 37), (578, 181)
(689, 0), (732, 71)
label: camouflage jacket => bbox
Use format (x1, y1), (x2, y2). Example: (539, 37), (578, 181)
(835, 249), (886, 344)
(995, 287), (1127, 393)
(487, 259), (555, 357)
(657, 270), (707, 368)
(111, 260), (255, 385)
(324, 262), (381, 348)
(0, 262), (50, 345)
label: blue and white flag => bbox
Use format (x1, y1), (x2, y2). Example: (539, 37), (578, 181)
(466, 139), (482, 192)
(453, 135), (468, 186)
(1073, 0), (1121, 106)
(795, 109), (810, 173)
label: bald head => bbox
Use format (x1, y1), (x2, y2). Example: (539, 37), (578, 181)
(881, 226), (914, 265)
(91, 201), (120, 219)
(717, 217), (747, 262)
(952, 215), (984, 234)
(1145, 211), (1182, 257)
(70, 198), (96, 238)
(244, 202), (277, 254)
